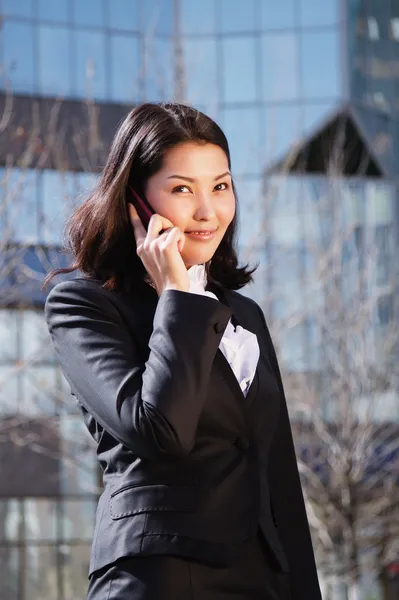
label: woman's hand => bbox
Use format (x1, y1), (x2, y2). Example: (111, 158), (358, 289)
(128, 204), (189, 295)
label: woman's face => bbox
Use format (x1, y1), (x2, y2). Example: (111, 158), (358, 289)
(144, 142), (236, 268)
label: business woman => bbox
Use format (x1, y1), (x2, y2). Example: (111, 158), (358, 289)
(44, 103), (321, 599)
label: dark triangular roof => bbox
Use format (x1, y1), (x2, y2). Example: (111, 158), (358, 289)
(265, 103), (388, 178)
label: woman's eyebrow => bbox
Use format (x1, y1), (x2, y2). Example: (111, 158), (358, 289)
(167, 171), (231, 183)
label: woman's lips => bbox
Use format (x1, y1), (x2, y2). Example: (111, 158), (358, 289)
(185, 229), (217, 241)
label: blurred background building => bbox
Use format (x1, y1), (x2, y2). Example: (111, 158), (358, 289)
(0, 1), (397, 599)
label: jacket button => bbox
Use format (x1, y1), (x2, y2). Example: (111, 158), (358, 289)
(214, 322), (225, 334)
(234, 437), (250, 452)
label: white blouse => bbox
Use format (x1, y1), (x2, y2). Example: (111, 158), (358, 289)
(187, 264), (260, 397)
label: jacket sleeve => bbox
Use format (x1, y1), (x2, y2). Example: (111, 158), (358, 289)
(44, 279), (232, 460)
(254, 303), (322, 599)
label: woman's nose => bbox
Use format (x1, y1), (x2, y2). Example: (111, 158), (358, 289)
(193, 193), (216, 220)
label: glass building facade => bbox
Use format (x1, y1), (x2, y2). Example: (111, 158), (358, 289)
(0, 1), (398, 599)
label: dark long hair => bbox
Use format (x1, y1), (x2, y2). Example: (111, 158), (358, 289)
(43, 102), (256, 294)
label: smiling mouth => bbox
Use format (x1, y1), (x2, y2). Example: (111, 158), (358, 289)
(185, 229), (218, 240)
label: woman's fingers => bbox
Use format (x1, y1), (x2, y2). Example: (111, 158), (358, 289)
(128, 204), (147, 245)
(146, 213), (175, 240)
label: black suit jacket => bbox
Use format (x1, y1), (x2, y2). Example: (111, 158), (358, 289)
(45, 277), (322, 599)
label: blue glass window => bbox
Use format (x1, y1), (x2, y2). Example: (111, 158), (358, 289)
(38, 25), (72, 96)
(2, 0), (34, 18)
(222, 37), (258, 103)
(24, 499), (57, 541)
(301, 30), (340, 99)
(183, 39), (219, 107)
(223, 107), (262, 175)
(0, 310), (19, 361)
(110, 34), (140, 103)
(181, 0), (216, 35)
(262, 104), (301, 165)
(234, 178), (264, 248)
(220, 0), (256, 32)
(40, 170), (76, 245)
(303, 101), (337, 134)
(74, 30), (107, 100)
(261, 0), (296, 30)
(60, 415), (98, 494)
(7, 169), (38, 243)
(62, 500), (97, 540)
(72, 0), (106, 28)
(37, 0), (69, 23)
(3, 21), (36, 94)
(21, 365), (57, 415)
(299, 0), (339, 27)
(262, 33), (299, 101)
(108, 0), (139, 30)
(144, 38), (174, 101)
(141, 0), (174, 35)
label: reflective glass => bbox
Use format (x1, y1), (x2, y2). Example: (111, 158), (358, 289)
(38, 25), (72, 96)
(144, 38), (174, 101)
(110, 34), (140, 103)
(141, 0), (174, 35)
(41, 170), (76, 245)
(3, 21), (36, 94)
(181, 0), (216, 34)
(62, 499), (97, 540)
(278, 323), (306, 372)
(183, 38), (219, 108)
(38, 0), (69, 22)
(366, 181), (394, 224)
(24, 545), (58, 600)
(76, 172), (98, 200)
(0, 366), (19, 416)
(222, 37), (258, 102)
(0, 547), (19, 600)
(0, 500), (21, 541)
(260, 0), (296, 30)
(60, 415), (98, 495)
(300, 30), (340, 99)
(24, 499), (57, 541)
(0, 309), (19, 361)
(21, 310), (55, 363)
(234, 178), (264, 248)
(303, 101), (338, 134)
(262, 33), (299, 101)
(269, 176), (302, 247)
(21, 365), (57, 415)
(72, 0), (106, 27)
(6, 169), (38, 243)
(220, 0), (256, 32)
(61, 544), (91, 600)
(299, 0), (339, 27)
(2, 0), (33, 18)
(223, 107), (262, 175)
(74, 29), (107, 101)
(241, 254), (268, 306)
(108, 0), (140, 31)
(262, 104), (301, 165)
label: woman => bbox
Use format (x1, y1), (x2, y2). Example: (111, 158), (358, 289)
(44, 103), (321, 600)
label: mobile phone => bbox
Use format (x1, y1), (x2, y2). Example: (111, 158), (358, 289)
(128, 186), (155, 230)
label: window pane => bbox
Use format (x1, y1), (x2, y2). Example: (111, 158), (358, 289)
(110, 34), (140, 103)
(299, 0), (339, 27)
(0, 500), (21, 541)
(3, 21), (36, 94)
(183, 39), (219, 108)
(262, 33), (299, 101)
(222, 37), (258, 102)
(61, 544), (91, 600)
(301, 30), (340, 99)
(24, 499), (57, 541)
(303, 101), (337, 134)
(38, 25), (72, 96)
(0, 309), (19, 361)
(0, 366), (19, 416)
(21, 366), (57, 415)
(181, 0), (216, 34)
(234, 178), (264, 248)
(2, 0), (33, 18)
(38, 0), (69, 22)
(40, 170), (75, 245)
(72, 0), (106, 27)
(260, 0), (296, 30)
(223, 107), (262, 175)
(141, 0), (174, 35)
(144, 38), (174, 101)
(62, 499), (97, 541)
(6, 169), (38, 243)
(262, 105), (301, 165)
(60, 415), (98, 495)
(21, 310), (55, 363)
(108, 0), (140, 31)
(74, 29), (107, 101)
(220, 0), (256, 32)
(0, 546), (19, 600)
(24, 546), (58, 600)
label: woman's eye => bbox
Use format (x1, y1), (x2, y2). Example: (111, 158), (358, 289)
(172, 185), (191, 193)
(214, 182), (229, 191)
